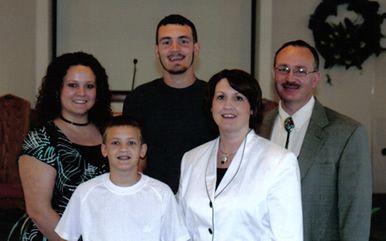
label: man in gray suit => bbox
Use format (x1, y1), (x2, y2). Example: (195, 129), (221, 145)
(259, 40), (372, 240)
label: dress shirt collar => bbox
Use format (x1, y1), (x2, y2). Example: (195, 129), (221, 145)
(278, 96), (315, 130)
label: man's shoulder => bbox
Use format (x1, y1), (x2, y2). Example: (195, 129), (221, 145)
(132, 78), (163, 93)
(134, 78), (206, 91)
(195, 78), (207, 85)
(314, 101), (362, 128)
(124, 78), (163, 107)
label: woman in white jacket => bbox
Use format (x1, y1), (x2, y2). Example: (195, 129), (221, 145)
(177, 69), (303, 241)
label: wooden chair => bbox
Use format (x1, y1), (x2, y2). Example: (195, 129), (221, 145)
(111, 90), (131, 116)
(0, 94), (29, 210)
(262, 98), (278, 112)
(111, 90), (130, 103)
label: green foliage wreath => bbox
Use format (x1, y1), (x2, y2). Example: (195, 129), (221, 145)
(309, 0), (386, 70)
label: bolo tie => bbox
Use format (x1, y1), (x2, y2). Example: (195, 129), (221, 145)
(284, 117), (295, 149)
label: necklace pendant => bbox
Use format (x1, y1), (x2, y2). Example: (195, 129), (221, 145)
(221, 154), (228, 165)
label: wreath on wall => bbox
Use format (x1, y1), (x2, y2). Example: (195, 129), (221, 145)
(309, 0), (386, 70)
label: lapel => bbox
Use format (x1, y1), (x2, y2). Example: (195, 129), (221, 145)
(297, 99), (329, 179)
(204, 138), (218, 202)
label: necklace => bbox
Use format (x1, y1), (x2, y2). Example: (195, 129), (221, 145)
(219, 149), (235, 165)
(208, 131), (250, 197)
(59, 115), (90, 126)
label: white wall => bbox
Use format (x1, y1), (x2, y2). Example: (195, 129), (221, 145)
(0, 1), (50, 105)
(56, 0), (251, 91)
(56, 0), (251, 111)
(0, 1), (36, 104)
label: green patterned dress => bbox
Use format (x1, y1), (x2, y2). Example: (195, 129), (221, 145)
(18, 121), (109, 241)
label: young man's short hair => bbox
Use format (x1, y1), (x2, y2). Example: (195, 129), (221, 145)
(156, 14), (198, 45)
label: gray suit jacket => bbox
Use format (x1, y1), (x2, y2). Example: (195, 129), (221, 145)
(259, 99), (372, 241)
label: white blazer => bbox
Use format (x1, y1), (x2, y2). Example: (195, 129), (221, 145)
(177, 131), (303, 241)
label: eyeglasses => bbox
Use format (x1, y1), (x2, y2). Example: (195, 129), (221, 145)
(274, 66), (318, 78)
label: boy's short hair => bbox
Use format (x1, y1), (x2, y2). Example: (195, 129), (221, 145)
(102, 115), (145, 144)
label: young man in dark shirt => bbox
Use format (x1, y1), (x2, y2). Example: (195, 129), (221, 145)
(123, 14), (216, 193)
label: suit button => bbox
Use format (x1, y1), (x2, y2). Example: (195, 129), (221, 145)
(208, 228), (213, 234)
(209, 201), (212, 208)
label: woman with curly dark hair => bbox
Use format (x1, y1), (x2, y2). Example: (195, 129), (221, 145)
(18, 52), (112, 241)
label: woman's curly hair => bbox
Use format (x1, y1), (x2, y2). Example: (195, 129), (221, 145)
(35, 52), (111, 129)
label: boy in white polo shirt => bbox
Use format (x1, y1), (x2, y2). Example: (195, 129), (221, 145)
(55, 115), (190, 241)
